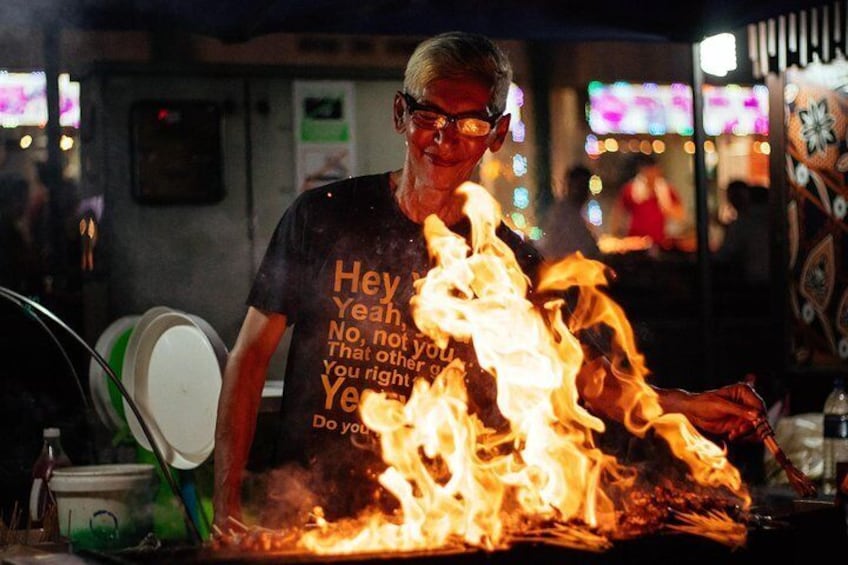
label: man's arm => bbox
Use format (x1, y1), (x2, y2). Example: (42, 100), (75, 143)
(213, 306), (287, 530)
(653, 382), (765, 441)
(576, 355), (764, 441)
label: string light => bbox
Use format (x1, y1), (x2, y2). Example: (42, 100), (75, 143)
(589, 175), (603, 195)
(507, 83), (526, 143)
(510, 211), (527, 229)
(512, 187), (530, 210)
(512, 153), (527, 177)
(585, 134), (602, 157)
(603, 138), (619, 152)
(587, 199), (603, 226)
(511, 120), (526, 143)
(502, 81), (540, 242)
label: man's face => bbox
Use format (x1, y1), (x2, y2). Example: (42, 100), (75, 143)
(395, 78), (509, 193)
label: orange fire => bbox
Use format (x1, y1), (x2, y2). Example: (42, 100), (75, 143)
(277, 182), (749, 554)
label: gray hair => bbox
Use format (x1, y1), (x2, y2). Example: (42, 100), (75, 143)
(403, 31), (513, 116)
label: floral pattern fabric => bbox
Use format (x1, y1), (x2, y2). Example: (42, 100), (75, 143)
(785, 60), (848, 366)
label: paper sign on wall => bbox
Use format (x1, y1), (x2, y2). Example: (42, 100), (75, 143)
(293, 80), (356, 192)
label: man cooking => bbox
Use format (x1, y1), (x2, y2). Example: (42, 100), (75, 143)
(213, 31), (766, 530)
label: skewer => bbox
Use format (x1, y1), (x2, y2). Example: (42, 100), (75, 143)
(226, 515), (249, 531)
(754, 417), (817, 498)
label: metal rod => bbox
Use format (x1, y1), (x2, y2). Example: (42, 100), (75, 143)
(42, 22), (66, 278)
(690, 41), (714, 389)
(0, 286), (203, 545)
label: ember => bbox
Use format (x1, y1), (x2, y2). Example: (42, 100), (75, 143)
(217, 182), (751, 555)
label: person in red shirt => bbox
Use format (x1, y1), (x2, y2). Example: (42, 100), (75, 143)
(611, 154), (685, 248)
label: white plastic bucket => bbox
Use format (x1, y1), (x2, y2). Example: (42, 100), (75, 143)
(49, 464), (158, 550)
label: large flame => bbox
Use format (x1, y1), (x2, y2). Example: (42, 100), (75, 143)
(268, 182), (750, 554)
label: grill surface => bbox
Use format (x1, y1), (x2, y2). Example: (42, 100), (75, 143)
(77, 497), (846, 565)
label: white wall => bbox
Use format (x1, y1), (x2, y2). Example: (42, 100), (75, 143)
(82, 72), (406, 379)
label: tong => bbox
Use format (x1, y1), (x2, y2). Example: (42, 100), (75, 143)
(753, 417), (818, 498)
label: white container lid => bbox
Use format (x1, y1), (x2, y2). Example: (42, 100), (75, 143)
(121, 307), (226, 470)
(49, 464), (156, 493)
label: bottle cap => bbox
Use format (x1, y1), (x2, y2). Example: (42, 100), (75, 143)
(43, 427), (60, 438)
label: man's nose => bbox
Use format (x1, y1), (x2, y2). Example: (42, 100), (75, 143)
(433, 120), (461, 143)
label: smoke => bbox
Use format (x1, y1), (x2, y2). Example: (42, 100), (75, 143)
(247, 464), (322, 529)
(246, 442), (399, 529)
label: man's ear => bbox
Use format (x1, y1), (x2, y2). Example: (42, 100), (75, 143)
(393, 93), (407, 133)
(488, 113), (511, 153)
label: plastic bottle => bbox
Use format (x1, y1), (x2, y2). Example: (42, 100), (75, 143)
(29, 427), (73, 527)
(823, 377), (848, 496)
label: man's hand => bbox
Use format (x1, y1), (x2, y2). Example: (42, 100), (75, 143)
(212, 488), (243, 535)
(682, 382), (766, 441)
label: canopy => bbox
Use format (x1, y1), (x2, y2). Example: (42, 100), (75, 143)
(1, 0), (827, 44)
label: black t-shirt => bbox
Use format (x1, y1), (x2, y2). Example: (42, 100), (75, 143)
(248, 172), (542, 518)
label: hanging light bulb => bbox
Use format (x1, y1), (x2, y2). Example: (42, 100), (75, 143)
(700, 33), (737, 77)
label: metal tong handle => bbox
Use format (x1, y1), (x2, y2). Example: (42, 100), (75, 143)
(754, 417), (817, 498)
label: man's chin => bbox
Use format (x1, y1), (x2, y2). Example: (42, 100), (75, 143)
(424, 168), (473, 191)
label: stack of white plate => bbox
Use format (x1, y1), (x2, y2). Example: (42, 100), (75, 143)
(89, 315), (141, 432)
(121, 306), (227, 470)
(90, 306), (227, 470)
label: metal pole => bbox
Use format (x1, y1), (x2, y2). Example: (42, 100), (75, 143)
(43, 23), (64, 284)
(529, 41), (553, 222)
(691, 42), (714, 389)
(766, 72), (790, 374)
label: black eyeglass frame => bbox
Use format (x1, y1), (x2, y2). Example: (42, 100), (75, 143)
(399, 91), (502, 136)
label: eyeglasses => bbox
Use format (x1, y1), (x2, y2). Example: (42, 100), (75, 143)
(400, 92), (500, 137)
